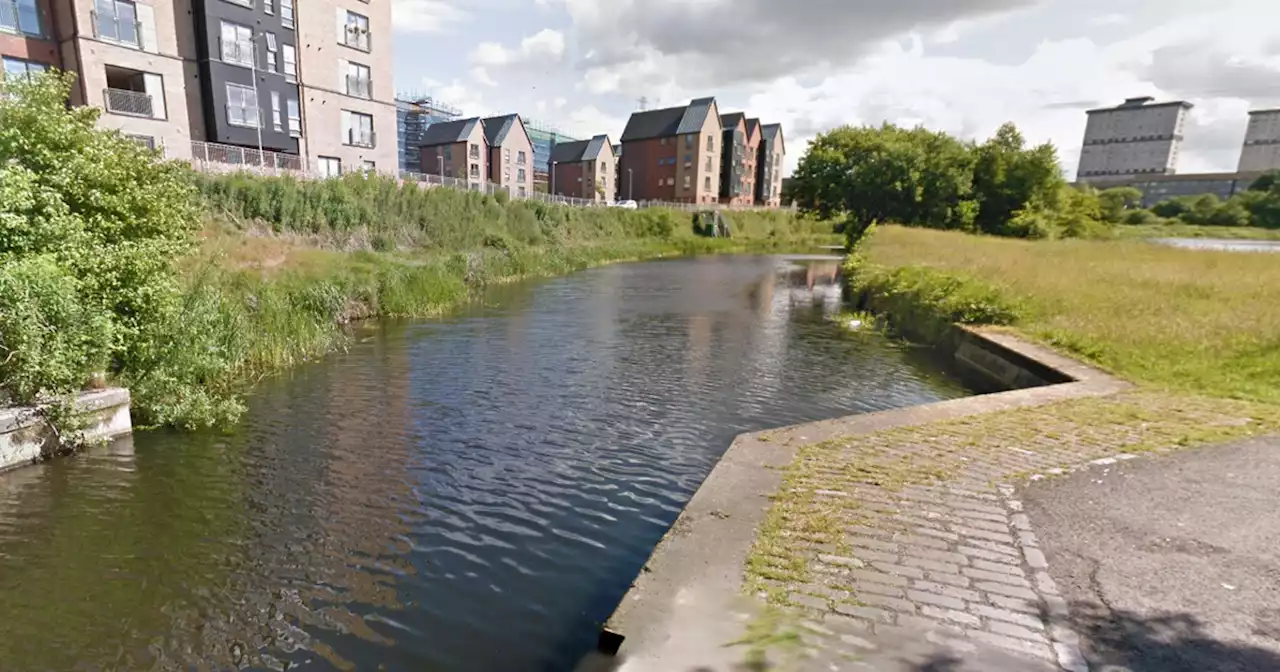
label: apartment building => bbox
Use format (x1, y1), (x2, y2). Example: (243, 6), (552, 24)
(756, 123), (785, 207)
(296, 0), (396, 175)
(1, 0), (57, 75)
(482, 114), (533, 197)
(618, 97), (723, 204)
(718, 113), (759, 207)
(1238, 109), (1280, 173)
(549, 134), (616, 202)
(744, 118), (761, 202)
(1077, 96), (1192, 182)
(416, 117), (488, 188)
(51, 0), (205, 155)
(191, 0), (298, 156)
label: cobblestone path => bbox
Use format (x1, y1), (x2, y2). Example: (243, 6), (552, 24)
(744, 391), (1280, 670)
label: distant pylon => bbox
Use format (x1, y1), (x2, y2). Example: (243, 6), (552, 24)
(638, 96), (648, 111)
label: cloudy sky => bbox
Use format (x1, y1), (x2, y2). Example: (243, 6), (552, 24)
(390, 0), (1280, 177)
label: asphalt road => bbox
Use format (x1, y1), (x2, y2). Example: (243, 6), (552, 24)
(1020, 435), (1280, 672)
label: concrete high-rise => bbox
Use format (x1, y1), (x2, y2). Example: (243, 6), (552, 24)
(1238, 109), (1280, 173)
(1077, 96), (1192, 183)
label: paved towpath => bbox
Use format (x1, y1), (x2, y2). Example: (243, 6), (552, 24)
(745, 392), (1280, 670)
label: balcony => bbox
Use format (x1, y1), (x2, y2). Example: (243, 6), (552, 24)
(91, 10), (141, 48)
(221, 39), (255, 68)
(346, 128), (375, 148)
(343, 25), (370, 52)
(345, 75), (371, 99)
(103, 87), (154, 118)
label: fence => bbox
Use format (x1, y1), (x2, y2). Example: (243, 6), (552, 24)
(175, 139), (788, 213)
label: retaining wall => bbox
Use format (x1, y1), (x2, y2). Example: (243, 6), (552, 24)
(0, 389), (133, 473)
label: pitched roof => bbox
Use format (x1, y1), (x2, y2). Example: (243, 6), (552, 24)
(762, 123), (782, 141)
(419, 118), (481, 147)
(550, 135), (612, 164)
(620, 97), (720, 142)
(482, 114), (525, 146)
(746, 118), (761, 137)
(720, 112), (746, 130)
(551, 139), (591, 163)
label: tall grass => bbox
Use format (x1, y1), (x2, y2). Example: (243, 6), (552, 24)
(860, 226), (1280, 402)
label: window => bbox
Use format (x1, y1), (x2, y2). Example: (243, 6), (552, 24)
(504, 171), (510, 183)
(282, 45), (296, 82)
(469, 163), (480, 178)
(225, 0), (252, 6)
(345, 61), (371, 98)
(220, 21), (254, 68)
(660, 137), (667, 145)
(517, 150), (526, 165)
(707, 135), (715, 151)
(266, 35), (277, 71)
(342, 110), (374, 147)
(125, 134), (155, 150)
(518, 186), (527, 198)
(93, 0), (138, 46)
(683, 175), (690, 189)
(343, 11), (370, 51)
(504, 148), (510, 163)
(2, 56), (47, 80)
(704, 176), (711, 191)
(600, 162), (606, 174)
(280, 0), (293, 28)
(705, 158), (712, 172)
(264, 0), (273, 14)
(1, 0), (42, 36)
(362, 160), (377, 173)
(517, 168), (526, 182)
(286, 98), (301, 136)
(271, 91), (282, 131)
(318, 157), (342, 178)
(225, 83), (259, 128)
(469, 143), (479, 159)
(685, 135), (693, 149)
(443, 146), (452, 160)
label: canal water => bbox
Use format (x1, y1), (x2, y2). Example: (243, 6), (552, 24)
(0, 255), (972, 671)
(1154, 237), (1280, 253)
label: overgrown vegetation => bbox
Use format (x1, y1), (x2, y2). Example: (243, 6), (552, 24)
(854, 225), (1280, 402)
(0, 72), (831, 433)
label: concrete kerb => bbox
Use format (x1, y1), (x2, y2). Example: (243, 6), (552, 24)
(596, 326), (1129, 671)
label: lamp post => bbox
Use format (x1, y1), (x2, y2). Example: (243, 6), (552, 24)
(550, 160), (556, 198)
(438, 155), (444, 182)
(628, 168), (633, 200)
(248, 34), (266, 166)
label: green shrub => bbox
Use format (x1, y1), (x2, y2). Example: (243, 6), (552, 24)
(845, 259), (1022, 343)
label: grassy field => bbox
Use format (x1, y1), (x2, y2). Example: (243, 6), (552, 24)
(1112, 222), (1280, 240)
(858, 226), (1280, 403)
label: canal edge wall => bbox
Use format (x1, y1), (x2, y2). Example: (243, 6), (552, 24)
(0, 388), (133, 473)
(597, 326), (1129, 669)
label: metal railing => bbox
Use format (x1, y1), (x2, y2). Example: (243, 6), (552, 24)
(175, 139), (792, 213)
(103, 88), (155, 118)
(346, 128), (375, 148)
(345, 75), (371, 99)
(91, 10), (141, 47)
(343, 24), (370, 51)
(220, 39), (255, 67)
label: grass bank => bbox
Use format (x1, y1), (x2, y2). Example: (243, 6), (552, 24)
(850, 225), (1280, 403)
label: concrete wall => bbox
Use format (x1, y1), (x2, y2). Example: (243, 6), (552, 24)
(1239, 110), (1280, 173)
(296, 0), (397, 171)
(1078, 103), (1188, 178)
(0, 388), (132, 472)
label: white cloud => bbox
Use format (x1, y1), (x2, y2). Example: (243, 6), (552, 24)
(470, 67), (498, 87)
(1090, 12), (1129, 25)
(392, 0), (468, 33)
(470, 29), (567, 67)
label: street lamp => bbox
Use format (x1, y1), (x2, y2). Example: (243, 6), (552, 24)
(628, 168), (633, 200)
(438, 155), (444, 182)
(248, 33), (266, 166)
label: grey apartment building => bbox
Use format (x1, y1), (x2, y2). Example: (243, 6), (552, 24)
(0, 0), (396, 173)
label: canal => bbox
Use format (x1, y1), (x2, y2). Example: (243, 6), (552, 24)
(0, 255), (972, 671)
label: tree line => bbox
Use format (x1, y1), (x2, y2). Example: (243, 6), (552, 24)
(787, 122), (1280, 243)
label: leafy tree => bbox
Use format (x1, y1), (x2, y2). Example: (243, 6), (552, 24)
(1249, 170), (1280, 192)
(970, 123), (1066, 236)
(1097, 187), (1144, 223)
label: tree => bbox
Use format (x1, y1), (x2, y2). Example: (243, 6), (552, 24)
(789, 123), (976, 244)
(970, 123), (1067, 236)
(1249, 170), (1280, 192)
(1097, 187), (1144, 223)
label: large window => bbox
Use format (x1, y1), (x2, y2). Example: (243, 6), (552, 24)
(94, 0), (138, 46)
(1, 56), (46, 80)
(282, 44), (297, 82)
(280, 0), (293, 28)
(271, 91), (282, 131)
(343, 10), (369, 51)
(225, 82), (259, 128)
(220, 21), (254, 68)
(1, 0), (42, 37)
(286, 98), (301, 137)
(318, 156), (341, 178)
(345, 61), (371, 98)
(342, 110), (374, 147)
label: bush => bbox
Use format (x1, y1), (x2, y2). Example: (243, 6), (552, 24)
(845, 260), (1022, 343)
(1123, 209), (1163, 226)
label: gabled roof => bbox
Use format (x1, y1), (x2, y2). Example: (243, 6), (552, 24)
(746, 118), (761, 137)
(550, 135), (613, 164)
(482, 114), (528, 146)
(720, 112), (746, 130)
(620, 97), (720, 142)
(762, 123), (782, 141)
(419, 118), (481, 147)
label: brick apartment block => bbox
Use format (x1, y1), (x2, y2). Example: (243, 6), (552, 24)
(549, 134), (616, 202)
(618, 97), (724, 204)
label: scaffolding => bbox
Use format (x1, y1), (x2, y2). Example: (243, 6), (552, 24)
(524, 118), (580, 184)
(396, 93), (464, 174)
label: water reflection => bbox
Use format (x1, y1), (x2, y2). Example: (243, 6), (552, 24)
(1154, 237), (1280, 253)
(0, 255), (970, 671)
